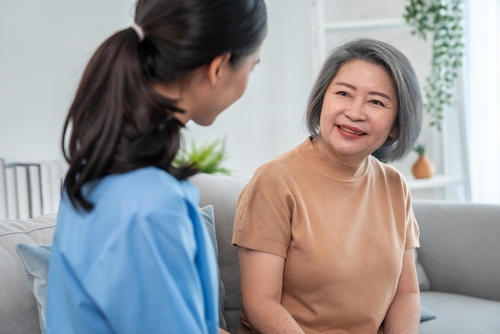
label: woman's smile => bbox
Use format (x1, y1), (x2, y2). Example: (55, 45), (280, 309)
(336, 124), (366, 137)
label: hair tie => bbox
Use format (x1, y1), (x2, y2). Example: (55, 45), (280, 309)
(130, 22), (145, 42)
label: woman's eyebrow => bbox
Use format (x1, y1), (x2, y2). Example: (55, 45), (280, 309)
(334, 82), (356, 90)
(368, 91), (391, 101)
(334, 82), (391, 101)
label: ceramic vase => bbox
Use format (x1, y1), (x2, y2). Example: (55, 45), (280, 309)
(412, 155), (435, 179)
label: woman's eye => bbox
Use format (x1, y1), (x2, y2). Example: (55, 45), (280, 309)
(370, 100), (385, 107)
(336, 91), (349, 97)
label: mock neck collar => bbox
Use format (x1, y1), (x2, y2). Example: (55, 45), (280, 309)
(297, 137), (370, 181)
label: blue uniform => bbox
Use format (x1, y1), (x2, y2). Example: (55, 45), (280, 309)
(46, 167), (219, 334)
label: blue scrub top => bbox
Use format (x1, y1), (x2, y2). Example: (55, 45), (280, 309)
(46, 167), (219, 334)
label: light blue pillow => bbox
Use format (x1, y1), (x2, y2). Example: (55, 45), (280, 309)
(15, 243), (51, 334)
(199, 205), (218, 254)
(420, 305), (437, 322)
(198, 205), (227, 330)
(16, 205), (226, 333)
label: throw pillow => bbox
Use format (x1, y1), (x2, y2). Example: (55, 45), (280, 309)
(16, 205), (226, 333)
(15, 244), (51, 334)
(198, 205), (227, 330)
(420, 305), (437, 322)
(415, 249), (431, 291)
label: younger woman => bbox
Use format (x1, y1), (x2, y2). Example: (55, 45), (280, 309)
(46, 0), (266, 333)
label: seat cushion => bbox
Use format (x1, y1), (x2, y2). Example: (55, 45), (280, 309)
(419, 291), (500, 334)
(0, 214), (56, 334)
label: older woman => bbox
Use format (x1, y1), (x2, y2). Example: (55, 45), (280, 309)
(233, 38), (423, 334)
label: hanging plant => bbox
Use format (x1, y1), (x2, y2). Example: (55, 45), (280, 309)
(403, 0), (465, 131)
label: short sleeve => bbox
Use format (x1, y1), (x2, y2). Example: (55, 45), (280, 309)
(232, 164), (294, 258)
(403, 180), (420, 249)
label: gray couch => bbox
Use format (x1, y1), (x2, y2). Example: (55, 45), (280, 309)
(1, 173), (499, 334)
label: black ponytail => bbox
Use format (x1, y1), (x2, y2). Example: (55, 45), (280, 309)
(62, 29), (188, 211)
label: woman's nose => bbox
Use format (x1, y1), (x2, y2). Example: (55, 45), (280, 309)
(344, 99), (366, 121)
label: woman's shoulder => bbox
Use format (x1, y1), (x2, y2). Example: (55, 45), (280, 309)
(106, 165), (185, 187)
(249, 151), (298, 185)
(254, 143), (304, 175)
(240, 148), (306, 201)
(90, 167), (197, 212)
(368, 156), (410, 190)
(368, 155), (400, 174)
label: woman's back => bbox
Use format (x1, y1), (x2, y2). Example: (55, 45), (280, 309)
(47, 167), (219, 333)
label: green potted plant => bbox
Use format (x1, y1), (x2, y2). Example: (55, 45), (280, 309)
(403, 0), (465, 131)
(174, 137), (232, 175)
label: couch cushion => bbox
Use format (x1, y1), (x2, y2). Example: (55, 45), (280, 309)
(413, 200), (500, 301)
(190, 173), (247, 334)
(0, 214), (56, 334)
(419, 291), (500, 333)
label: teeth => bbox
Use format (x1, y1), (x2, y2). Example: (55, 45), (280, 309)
(340, 126), (362, 135)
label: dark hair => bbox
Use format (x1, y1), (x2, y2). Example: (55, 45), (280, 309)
(306, 38), (422, 162)
(62, 0), (267, 211)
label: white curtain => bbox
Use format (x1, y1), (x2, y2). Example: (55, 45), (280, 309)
(465, 0), (500, 204)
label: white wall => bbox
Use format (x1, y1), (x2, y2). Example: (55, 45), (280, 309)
(0, 0), (137, 162)
(0, 0), (313, 178)
(1, 0), (451, 182)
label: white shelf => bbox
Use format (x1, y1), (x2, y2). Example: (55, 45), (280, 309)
(405, 174), (463, 190)
(324, 18), (408, 32)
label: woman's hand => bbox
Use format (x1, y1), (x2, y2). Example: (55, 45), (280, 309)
(384, 248), (421, 333)
(238, 247), (305, 334)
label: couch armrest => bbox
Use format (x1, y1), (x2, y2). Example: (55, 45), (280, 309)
(413, 200), (500, 302)
(0, 214), (57, 334)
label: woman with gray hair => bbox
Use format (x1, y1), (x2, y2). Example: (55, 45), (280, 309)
(233, 38), (423, 333)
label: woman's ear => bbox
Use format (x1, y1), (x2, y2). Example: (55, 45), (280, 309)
(207, 53), (232, 86)
(389, 125), (398, 138)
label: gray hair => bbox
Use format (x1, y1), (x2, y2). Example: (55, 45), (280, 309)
(306, 38), (422, 162)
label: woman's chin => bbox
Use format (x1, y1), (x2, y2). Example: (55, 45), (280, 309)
(193, 116), (216, 126)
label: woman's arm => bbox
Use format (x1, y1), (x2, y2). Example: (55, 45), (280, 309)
(238, 247), (305, 334)
(384, 248), (421, 333)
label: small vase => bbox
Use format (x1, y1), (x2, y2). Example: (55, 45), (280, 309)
(412, 155), (435, 179)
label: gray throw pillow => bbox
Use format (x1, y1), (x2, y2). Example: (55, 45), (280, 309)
(415, 249), (431, 291)
(413, 250), (436, 322)
(15, 205), (226, 333)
